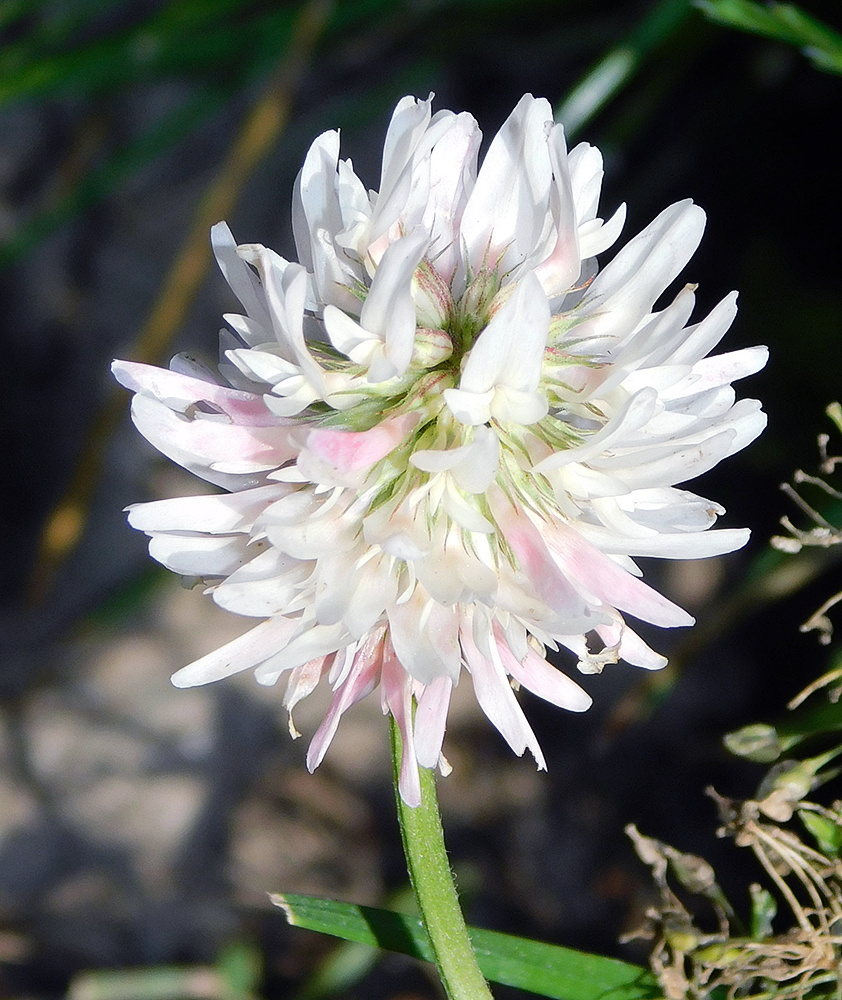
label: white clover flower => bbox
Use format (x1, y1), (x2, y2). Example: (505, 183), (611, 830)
(113, 94), (767, 805)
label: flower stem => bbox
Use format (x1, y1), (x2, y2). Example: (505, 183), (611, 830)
(390, 718), (495, 1000)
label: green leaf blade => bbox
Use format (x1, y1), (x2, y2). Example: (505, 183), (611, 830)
(695, 0), (842, 75)
(273, 893), (659, 1000)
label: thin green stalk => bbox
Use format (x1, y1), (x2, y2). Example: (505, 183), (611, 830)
(390, 718), (494, 1000)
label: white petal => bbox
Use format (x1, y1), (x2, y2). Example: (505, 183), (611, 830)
(172, 616), (298, 687)
(577, 522), (751, 558)
(460, 271), (550, 395)
(461, 612), (546, 768)
(578, 200), (706, 341)
(213, 547), (310, 616)
(211, 222), (273, 331)
(664, 291), (739, 365)
(495, 634), (592, 712)
(450, 426), (500, 493)
(255, 621), (350, 685)
(148, 532), (250, 577)
(460, 94), (554, 272)
(388, 590), (461, 685)
(414, 676), (453, 768)
(534, 123), (581, 297)
(359, 230), (429, 379)
(577, 202), (626, 259)
(126, 483), (286, 534)
(372, 95), (434, 241)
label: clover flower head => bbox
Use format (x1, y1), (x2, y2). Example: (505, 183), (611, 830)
(113, 94), (767, 804)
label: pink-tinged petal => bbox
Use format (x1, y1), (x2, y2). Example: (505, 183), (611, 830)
(414, 675), (453, 768)
(380, 636), (421, 807)
(539, 516), (693, 628)
(460, 613), (546, 768)
(487, 486), (605, 632)
(130, 395), (298, 481)
(284, 655), (333, 737)
(493, 624), (592, 711)
(304, 412), (419, 473)
(306, 629), (385, 771)
(112, 360), (287, 427)
(172, 616), (299, 687)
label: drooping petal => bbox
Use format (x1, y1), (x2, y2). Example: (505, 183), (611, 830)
(414, 675), (453, 769)
(306, 629), (385, 771)
(380, 636), (421, 806)
(492, 625), (592, 712)
(284, 655), (333, 738)
(461, 611), (546, 768)
(388, 588), (461, 685)
(487, 486), (608, 632)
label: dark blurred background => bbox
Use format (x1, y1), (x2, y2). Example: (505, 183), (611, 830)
(2, 1), (842, 997)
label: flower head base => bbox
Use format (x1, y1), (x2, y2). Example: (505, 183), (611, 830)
(114, 94), (767, 805)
